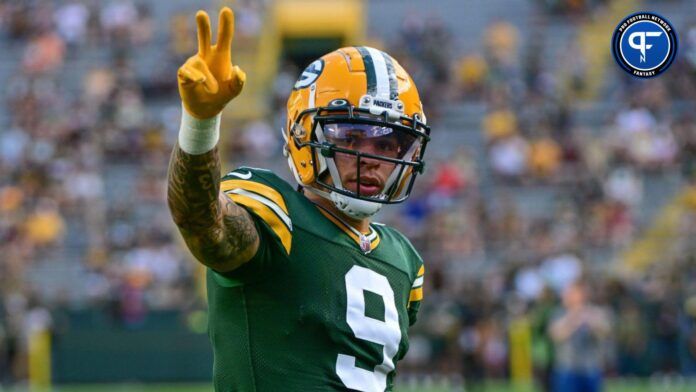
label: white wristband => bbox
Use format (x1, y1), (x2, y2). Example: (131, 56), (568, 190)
(178, 106), (221, 155)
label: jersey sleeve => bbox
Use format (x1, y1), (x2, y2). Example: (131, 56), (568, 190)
(407, 263), (424, 326)
(220, 168), (293, 256)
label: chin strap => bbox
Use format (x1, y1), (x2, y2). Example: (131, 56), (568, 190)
(304, 187), (382, 219)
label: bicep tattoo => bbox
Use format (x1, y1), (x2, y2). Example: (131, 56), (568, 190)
(220, 193), (259, 258)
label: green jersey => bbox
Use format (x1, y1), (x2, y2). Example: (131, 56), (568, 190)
(206, 167), (425, 392)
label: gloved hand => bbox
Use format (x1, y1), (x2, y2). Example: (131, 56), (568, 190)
(177, 7), (246, 119)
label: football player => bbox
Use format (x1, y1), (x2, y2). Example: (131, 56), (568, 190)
(167, 7), (430, 392)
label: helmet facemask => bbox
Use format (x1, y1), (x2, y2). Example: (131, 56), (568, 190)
(288, 97), (430, 218)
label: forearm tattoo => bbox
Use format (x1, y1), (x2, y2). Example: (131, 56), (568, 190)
(167, 144), (222, 230)
(167, 143), (258, 267)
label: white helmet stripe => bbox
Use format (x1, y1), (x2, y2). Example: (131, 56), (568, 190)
(356, 46), (390, 99)
(380, 50), (399, 100)
(364, 47), (390, 99)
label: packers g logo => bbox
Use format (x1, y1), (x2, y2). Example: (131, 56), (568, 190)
(611, 12), (678, 78)
(294, 59), (324, 89)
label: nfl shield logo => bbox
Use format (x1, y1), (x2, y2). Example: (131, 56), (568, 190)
(360, 234), (371, 253)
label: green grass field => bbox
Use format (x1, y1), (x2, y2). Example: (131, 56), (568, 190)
(8, 379), (694, 392)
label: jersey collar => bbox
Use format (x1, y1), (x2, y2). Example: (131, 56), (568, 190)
(313, 203), (380, 254)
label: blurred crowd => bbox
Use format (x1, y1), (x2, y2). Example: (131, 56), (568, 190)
(0, 0), (179, 384)
(1, 0), (696, 389)
(392, 1), (696, 391)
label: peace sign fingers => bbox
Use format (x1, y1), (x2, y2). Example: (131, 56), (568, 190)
(180, 7), (244, 119)
(216, 7), (235, 56)
(196, 10), (212, 57)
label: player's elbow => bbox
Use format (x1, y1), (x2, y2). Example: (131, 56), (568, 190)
(193, 245), (257, 273)
(180, 227), (259, 273)
(207, 234), (260, 272)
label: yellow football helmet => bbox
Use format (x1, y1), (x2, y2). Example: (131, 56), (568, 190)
(283, 46), (430, 218)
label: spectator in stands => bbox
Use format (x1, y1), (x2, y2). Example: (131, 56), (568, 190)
(4, 3), (32, 40)
(235, 0), (263, 39)
(489, 134), (530, 181)
(23, 198), (65, 248)
(531, 287), (557, 392)
(130, 3), (154, 46)
(21, 27), (66, 75)
(457, 54), (488, 100)
(169, 12), (196, 62)
(528, 132), (562, 180)
(550, 280), (610, 392)
(484, 21), (519, 68)
(615, 298), (649, 376)
(483, 107), (518, 141)
(100, 0), (138, 46)
(241, 119), (278, 161)
(54, 1), (90, 50)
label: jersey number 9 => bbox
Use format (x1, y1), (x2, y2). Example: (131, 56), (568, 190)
(336, 266), (402, 391)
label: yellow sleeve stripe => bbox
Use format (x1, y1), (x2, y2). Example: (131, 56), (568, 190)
(221, 179), (288, 215)
(409, 287), (423, 302)
(417, 265), (424, 277)
(227, 189), (292, 230)
(228, 193), (292, 254)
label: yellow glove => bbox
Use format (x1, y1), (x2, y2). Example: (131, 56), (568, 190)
(177, 7), (246, 120)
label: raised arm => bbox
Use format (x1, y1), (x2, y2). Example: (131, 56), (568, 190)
(167, 7), (257, 272)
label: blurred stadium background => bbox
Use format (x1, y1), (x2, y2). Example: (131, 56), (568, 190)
(1, 0), (696, 391)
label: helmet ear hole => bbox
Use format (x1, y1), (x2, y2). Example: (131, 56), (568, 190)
(329, 99), (349, 107)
